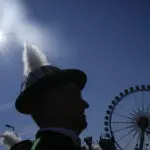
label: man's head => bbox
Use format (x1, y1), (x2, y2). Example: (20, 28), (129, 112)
(15, 43), (89, 134)
(31, 81), (89, 135)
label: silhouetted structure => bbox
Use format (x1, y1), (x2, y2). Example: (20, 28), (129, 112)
(10, 140), (33, 150)
(84, 136), (93, 150)
(99, 136), (116, 150)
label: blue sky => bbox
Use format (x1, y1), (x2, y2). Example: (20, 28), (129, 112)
(0, 0), (150, 149)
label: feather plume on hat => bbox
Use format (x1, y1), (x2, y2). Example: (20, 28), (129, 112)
(23, 41), (50, 77)
(0, 131), (22, 149)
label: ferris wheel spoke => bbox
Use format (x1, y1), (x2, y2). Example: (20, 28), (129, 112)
(132, 130), (138, 139)
(146, 103), (150, 112)
(130, 108), (140, 118)
(117, 128), (135, 142)
(141, 91), (145, 112)
(112, 125), (135, 133)
(133, 91), (145, 112)
(129, 112), (136, 118)
(123, 131), (137, 150)
(117, 103), (129, 113)
(117, 104), (136, 118)
(111, 121), (135, 124)
(132, 108), (137, 115)
(133, 92), (140, 109)
(113, 112), (135, 120)
(146, 132), (150, 140)
(136, 107), (141, 113)
(132, 131), (139, 148)
(135, 133), (140, 148)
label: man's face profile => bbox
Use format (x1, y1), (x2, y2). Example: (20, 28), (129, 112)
(43, 82), (89, 133)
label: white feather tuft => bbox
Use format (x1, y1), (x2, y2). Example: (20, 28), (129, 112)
(23, 41), (50, 76)
(0, 131), (22, 148)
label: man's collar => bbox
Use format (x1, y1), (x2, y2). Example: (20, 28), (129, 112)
(38, 127), (81, 146)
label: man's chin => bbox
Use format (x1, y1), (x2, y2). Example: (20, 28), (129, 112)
(79, 118), (88, 131)
(83, 120), (88, 129)
(70, 115), (88, 134)
(81, 114), (88, 126)
(77, 122), (88, 135)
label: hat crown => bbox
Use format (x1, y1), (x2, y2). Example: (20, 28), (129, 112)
(20, 65), (61, 93)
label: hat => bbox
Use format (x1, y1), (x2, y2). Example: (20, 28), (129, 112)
(15, 41), (87, 114)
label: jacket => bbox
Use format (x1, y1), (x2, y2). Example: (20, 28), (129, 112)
(31, 130), (81, 150)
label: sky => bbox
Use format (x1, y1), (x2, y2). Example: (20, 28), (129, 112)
(0, 0), (149, 149)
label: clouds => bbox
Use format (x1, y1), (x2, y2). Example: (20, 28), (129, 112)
(0, 0), (71, 64)
(0, 0), (51, 54)
(0, 0), (26, 32)
(0, 130), (22, 148)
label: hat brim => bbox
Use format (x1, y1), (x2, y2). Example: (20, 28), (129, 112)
(15, 69), (87, 114)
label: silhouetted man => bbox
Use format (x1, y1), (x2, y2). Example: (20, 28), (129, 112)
(15, 42), (89, 150)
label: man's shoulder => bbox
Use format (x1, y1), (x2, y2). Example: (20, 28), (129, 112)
(32, 131), (79, 150)
(31, 136), (56, 150)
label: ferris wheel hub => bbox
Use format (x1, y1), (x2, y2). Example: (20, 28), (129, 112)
(136, 116), (149, 130)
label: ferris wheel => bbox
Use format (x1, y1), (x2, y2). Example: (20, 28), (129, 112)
(104, 85), (150, 150)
